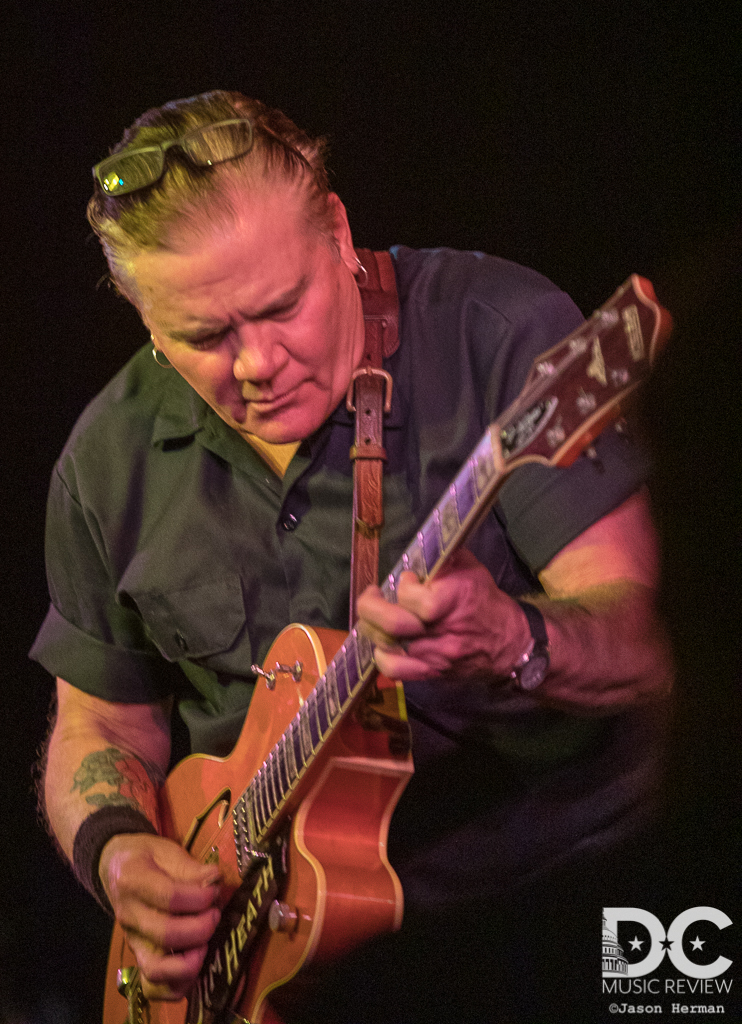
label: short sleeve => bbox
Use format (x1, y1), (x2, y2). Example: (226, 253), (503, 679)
(29, 464), (181, 702)
(496, 426), (650, 573)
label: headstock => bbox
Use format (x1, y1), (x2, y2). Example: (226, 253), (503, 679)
(498, 275), (672, 469)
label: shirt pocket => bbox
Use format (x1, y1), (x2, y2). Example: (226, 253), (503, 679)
(128, 575), (246, 663)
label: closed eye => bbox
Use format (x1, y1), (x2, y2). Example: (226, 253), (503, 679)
(266, 300), (300, 322)
(185, 331), (227, 351)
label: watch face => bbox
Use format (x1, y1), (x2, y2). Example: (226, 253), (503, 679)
(519, 652), (549, 691)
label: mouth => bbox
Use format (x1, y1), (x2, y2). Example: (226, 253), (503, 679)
(241, 381), (302, 415)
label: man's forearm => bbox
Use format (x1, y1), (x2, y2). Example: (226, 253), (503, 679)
(43, 679), (171, 861)
(532, 581), (673, 713)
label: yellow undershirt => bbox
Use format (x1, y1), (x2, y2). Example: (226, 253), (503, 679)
(245, 434), (301, 478)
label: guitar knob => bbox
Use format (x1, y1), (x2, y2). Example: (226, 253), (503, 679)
(269, 900), (298, 933)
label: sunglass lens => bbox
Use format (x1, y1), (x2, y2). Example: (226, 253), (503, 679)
(98, 149), (164, 195)
(184, 120), (253, 167)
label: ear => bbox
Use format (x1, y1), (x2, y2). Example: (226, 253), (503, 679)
(326, 192), (358, 274)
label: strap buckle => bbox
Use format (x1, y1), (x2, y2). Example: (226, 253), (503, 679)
(345, 367), (394, 414)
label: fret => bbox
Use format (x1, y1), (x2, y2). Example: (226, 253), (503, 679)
(355, 629), (375, 679)
(290, 717), (304, 771)
(283, 728), (298, 782)
(306, 692), (322, 748)
(439, 486), (460, 548)
(279, 734), (293, 787)
(382, 569), (398, 602)
(454, 463), (478, 522)
(274, 742), (289, 796)
(325, 663), (340, 718)
(382, 557), (405, 600)
(403, 538), (427, 582)
(266, 752), (279, 811)
(253, 771), (268, 829)
(299, 703), (313, 761)
(315, 679), (331, 734)
(421, 520), (442, 575)
(246, 790), (259, 846)
(344, 639), (360, 695)
(473, 434), (496, 495)
(261, 757), (273, 815)
(282, 738), (294, 789)
(270, 742), (283, 796)
(334, 649), (350, 705)
(249, 776), (262, 832)
(259, 767), (273, 823)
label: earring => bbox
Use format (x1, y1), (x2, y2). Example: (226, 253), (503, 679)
(152, 344), (172, 369)
(355, 256), (368, 288)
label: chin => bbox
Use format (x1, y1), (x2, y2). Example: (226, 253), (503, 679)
(242, 416), (308, 445)
(259, 403), (330, 443)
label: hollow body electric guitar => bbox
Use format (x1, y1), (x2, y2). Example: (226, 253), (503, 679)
(104, 276), (671, 1024)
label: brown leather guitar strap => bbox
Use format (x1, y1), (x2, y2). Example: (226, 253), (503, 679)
(346, 248), (400, 628)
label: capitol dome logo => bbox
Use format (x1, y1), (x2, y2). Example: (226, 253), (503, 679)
(603, 915), (629, 976)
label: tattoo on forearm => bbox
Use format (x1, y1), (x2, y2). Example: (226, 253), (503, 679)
(72, 748), (164, 822)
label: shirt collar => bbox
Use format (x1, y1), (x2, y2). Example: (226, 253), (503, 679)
(151, 373), (206, 445)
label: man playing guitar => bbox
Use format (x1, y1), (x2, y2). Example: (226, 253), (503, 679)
(33, 91), (672, 1023)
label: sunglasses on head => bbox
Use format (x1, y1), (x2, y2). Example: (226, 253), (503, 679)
(93, 118), (254, 197)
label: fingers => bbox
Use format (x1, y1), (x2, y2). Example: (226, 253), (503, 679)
(100, 833), (222, 1000)
(371, 643), (439, 681)
(356, 582), (426, 646)
(128, 935), (212, 1001)
(103, 833), (220, 916)
(358, 549), (517, 681)
(358, 550), (486, 635)
(118, 889), (221, 951)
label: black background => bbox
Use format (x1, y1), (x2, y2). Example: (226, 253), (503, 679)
(2, 2), (740, 1021)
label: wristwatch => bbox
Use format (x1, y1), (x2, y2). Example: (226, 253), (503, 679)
(509, 600), (550, 691)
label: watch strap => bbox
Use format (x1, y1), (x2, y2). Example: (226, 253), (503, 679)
(510, 599), (550, 690)
(515, 599), (549, 649)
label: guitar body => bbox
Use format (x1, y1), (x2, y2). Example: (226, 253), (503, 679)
(103, 624), (414, 1024)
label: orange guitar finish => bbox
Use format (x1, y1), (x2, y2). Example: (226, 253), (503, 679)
(103, 624), (413, 1024)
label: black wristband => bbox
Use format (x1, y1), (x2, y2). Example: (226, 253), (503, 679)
(72, 805), (157, 916)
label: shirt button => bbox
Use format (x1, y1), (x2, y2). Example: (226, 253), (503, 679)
(281, 514), (299, 531)
(174, 630), (188, 652)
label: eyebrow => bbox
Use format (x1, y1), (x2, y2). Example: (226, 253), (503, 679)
(163, 277), (310, 343)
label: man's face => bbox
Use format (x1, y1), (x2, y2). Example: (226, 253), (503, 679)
(132, 184), (365, 444)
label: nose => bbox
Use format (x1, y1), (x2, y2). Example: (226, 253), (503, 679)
(231, 322), (285, 385)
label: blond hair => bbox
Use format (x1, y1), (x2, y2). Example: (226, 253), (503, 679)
(87, 91), (331, 300)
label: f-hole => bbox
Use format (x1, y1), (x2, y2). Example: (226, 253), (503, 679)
(183, 787), (232, 852)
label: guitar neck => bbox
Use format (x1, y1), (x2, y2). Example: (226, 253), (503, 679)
(231, 423), (508, 868)
(232, 274), (671, 873)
